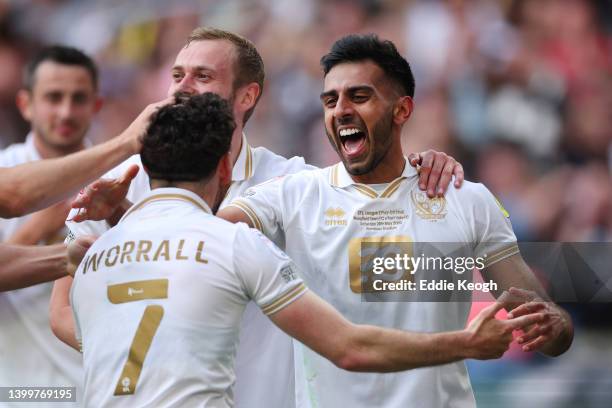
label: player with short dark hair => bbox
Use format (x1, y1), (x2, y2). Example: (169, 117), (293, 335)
(222, 33), (573, 407)
(321, 33), (415, 98)
(23, 45), (98, 92)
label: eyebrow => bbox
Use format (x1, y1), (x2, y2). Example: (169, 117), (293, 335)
(171, 65), (215, 73)
(320, 85), (374, 100)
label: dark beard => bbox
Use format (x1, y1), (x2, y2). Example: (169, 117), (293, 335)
(173, 91), (193, 104)
(345, 107), (394, 176)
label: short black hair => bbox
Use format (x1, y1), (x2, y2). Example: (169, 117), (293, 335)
(321, 34), (415, 97)
(23, 45), (98, 91)
(141, 92), (235, 182)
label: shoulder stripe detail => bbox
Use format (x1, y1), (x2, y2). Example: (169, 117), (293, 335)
(261, 283), (307, 315)
(484, 244), (520, 268)
(228, 200), (264, 232)
(122, 194), (209, 222)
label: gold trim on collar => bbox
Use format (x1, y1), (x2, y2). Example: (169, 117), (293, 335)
(329, 163), (340, 186)
(122, 194), (210, 222)
(330, 163), (407, 199)
(245, 143), (253, 179)
(352, 184), (378, 199)
(380, 177), (407, 198)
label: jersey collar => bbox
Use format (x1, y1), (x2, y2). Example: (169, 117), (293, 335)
(119, 187), (212, 223)
(329, 158), (417, 199)
(231, 133), (254, 182)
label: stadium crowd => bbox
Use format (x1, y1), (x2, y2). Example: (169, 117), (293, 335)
(0, 0), (610, 407)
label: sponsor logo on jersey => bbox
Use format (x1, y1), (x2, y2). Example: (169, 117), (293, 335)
(324, 206), (347, 226)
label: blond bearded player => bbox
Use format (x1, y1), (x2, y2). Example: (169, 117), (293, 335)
(64, 93), (541, 407)
(57, 28), (465, 408)
(221, 35), (574, 407)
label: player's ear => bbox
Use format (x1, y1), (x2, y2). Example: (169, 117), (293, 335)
(393, 96), (413, 125)
(16, 89), (33, 121)
(235, 82), (260, 120)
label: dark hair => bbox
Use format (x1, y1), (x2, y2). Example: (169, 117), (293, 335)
(23, 45), (98, 91)
(141, 92), (235, 182)
(321, 34), (415, 97)
(187, 27), (264, 125)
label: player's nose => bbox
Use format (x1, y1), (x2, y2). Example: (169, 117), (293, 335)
(175, 76), (197, 96)
(334, 94), (354, 119)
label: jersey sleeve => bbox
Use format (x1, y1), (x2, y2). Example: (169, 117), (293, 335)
(471, 183), (519, 268)
(233, 224), (307, 315)
(227, 177), (286, 246)
(65, 217), (111, 244)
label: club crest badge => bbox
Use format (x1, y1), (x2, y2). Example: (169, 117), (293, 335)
(410, 191), (447, 220)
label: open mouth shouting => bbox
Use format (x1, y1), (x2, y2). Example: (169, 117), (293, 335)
(338, 126), (368, 159)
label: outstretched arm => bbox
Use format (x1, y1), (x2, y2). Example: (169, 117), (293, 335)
(0, 243), (67, 291)
(270, 291), (543, 372)
(483, 254), (573, 356)
(50, 276), (79, 351)
(0, 97), (172, 218)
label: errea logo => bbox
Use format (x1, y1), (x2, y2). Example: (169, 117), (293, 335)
(325, 207), (347, 226)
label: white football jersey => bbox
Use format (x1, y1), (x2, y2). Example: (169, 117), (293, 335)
(70, 188), (307, 407)
(66, 136), (313, 408)
(0, 134), (83, 408)
(229, 159), (519, 408)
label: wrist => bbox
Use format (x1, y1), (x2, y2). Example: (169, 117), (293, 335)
(113, 130), (139, 158)
(455, 330), (475, 360)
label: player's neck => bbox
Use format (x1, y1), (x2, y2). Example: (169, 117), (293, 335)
(349, 147), (406, 185)
(34, 134), (84, 159)
(150, 179), (217, 211)
(229, 127), (244, 167)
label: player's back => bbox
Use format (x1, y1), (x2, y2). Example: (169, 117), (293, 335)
(71, 189), (253, 407)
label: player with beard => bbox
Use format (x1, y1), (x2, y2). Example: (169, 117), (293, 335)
(221, 34), (574, 407)
(67, 92), (542, 407)
(54, 27), (466, 408)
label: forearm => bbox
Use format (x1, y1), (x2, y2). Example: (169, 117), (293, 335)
(1, 134), (135, 218)
(340, 325), (470, 372)
(7, 222), (46, 245)
(0, 243), (68, 291)
(274, 292), (473, 373)
(49, 276), (79, 351)
(6, 217), (54, 245)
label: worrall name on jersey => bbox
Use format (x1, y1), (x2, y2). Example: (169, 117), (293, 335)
(79, 239), (208, 274)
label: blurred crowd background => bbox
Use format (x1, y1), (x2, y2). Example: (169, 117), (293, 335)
(0, 0), (610, 406)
